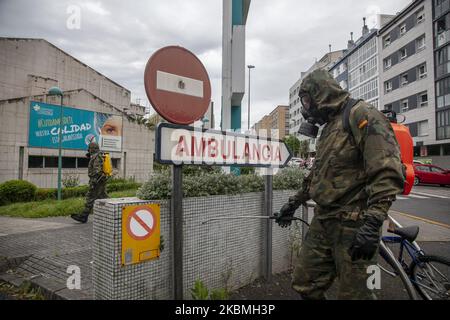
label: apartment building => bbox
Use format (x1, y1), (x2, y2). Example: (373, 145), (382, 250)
(434, 0), (450, 162)
(288, 50), (345, 146)
(253, 105), (289, 139)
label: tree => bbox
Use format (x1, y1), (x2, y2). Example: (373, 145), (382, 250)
(299, 140), (310, 159)
(283, 135), (301, 157)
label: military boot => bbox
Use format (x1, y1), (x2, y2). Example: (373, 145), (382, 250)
(71, 213), (89, 224)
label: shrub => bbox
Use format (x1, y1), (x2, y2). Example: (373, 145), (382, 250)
(137, 172), (171, 200)
(62, 174), (80, 188)
(137, 168), (305, 200)
(0, 180), (37, 205)
(35, 188), (57, 201)
(273, 167), (306, 191)
(63, 186), (89, 199)
(107, 182), (141, 192)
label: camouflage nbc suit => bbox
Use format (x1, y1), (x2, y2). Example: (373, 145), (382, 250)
(288, 70), (404, 299)
(71, 142), (108, 223)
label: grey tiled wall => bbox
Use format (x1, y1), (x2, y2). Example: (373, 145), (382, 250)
(92, 191), (301, 300)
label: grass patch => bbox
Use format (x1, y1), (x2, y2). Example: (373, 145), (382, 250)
(0, 281), (45, 300)
(0, 189), (138, 219)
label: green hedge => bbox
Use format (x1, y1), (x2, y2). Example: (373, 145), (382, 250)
(137, 167), (306, 200)
(0, 180), (141, 205)
(0, 180), (37, 205)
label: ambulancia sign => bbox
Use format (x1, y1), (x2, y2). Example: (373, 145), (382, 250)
(156, 123), (293, 168)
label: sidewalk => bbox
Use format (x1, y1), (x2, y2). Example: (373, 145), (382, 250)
(0, 212), (449, 300)
(0, 216), (92, 300)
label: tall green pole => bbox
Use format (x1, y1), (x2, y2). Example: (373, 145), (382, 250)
(57, 95), (63, 201)
(49, 87), (64, 201)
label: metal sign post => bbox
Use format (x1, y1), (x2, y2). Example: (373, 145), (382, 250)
(171, 165), (183, 300)
(264, 171), (273, 282)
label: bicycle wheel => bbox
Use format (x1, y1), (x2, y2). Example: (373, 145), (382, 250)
(410, 255), (450, 300)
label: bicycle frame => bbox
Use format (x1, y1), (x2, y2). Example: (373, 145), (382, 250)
(378, 215), (421, 300)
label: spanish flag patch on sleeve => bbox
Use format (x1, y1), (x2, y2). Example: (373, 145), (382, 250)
(358, 120), (368, 129)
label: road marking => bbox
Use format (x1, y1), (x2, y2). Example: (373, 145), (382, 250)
(411, 191), (448, 199)
(389, 210), (450, 229)
(408, 194), (429, 199)
(396, 196), (409, 200)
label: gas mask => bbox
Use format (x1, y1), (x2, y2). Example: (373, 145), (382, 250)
(298, 93), (327, 138)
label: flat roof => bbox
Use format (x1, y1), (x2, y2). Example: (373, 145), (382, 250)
(0, 37), (131, 94)
(379, 0), (424, 34)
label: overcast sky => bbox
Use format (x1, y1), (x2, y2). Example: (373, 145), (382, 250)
(0, 0), (412, 129)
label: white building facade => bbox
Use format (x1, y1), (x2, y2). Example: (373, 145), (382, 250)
(0, 38), (154, 187)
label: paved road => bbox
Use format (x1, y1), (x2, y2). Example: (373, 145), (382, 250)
(392, 185), (450, 226)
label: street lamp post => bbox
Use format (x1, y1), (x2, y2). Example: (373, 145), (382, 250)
(48, 87), (64, 201)
(247, 65), (255, 131)
(201, 116), (210, 130)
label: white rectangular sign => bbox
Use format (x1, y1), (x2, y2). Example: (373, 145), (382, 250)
(156, 124), (292, 168)
(156, 70), (204, 98)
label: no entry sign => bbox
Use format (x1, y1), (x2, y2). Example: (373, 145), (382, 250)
(156, 123), (293, 168)
(144, 46), (212, 125)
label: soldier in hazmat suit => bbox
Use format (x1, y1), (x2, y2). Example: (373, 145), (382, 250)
(71, 141), (108, 223)
(275, 69), (404, 299)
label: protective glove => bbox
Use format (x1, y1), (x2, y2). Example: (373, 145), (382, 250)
(275, 192), (309, 228)
(348, 215), (383, 261)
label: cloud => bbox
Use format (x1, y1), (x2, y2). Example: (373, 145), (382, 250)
(0, 0), (412, 128)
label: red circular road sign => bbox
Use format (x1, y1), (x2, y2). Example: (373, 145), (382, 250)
(126, 206), (157, 241)
(144, 46), (212, 125)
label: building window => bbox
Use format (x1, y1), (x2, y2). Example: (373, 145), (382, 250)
(401, 73), (409, 86)
(416, 35), (426, 51)
(418, 121), (429, 137)
(385, 104), (393, 111)
(45, 157), (59, 168)
(435, 13), (449, 47)
(400, 23), (407, 36)
(416, 9), (425, 24)
(383, 35), (391, 48)
(112, 159), (120, 169)
(384, 58), (392, 70)
(333, 68), (339, 78)
(436, 77), (450, 109)
(28, 156), (44, 168)
(385, 81), (393, 93)
(436, 45), (450, 78)
(401, 99), (409, 113)
(418, 63), (427, 79)
(437, 109), (450, 140)
(77, 157), (89, 168)
(62, 157), (76, 169)
(418, 92), (428, 107)
(400, 48), (408, 60)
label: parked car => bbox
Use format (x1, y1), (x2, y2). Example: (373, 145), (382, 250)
(413, 164), (450, 187)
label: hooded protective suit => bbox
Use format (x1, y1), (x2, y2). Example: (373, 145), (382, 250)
(71, 141), (108, 223)
(278, 69), (404, 299)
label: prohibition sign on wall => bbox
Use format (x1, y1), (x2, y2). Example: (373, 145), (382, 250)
(126, 206), (157, 241)
(121, 204), (160, 266)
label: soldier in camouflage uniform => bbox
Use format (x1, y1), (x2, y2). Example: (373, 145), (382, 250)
(71, 141), (108, 224)
(276, 69), (404, 300)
